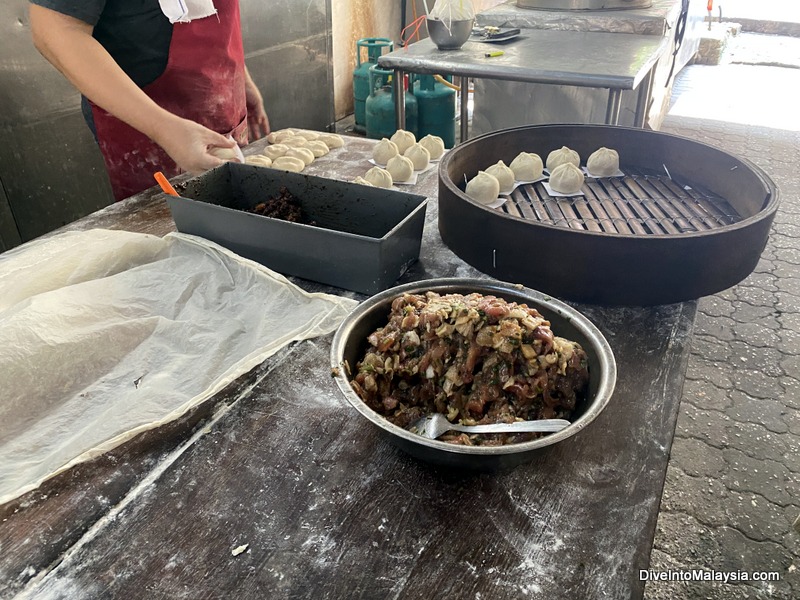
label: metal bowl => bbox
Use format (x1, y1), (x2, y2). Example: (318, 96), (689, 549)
(330, 278), (617, 470)
(427, 18), (474, 50)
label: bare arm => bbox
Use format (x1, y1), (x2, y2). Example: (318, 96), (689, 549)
(244, 66), (270, 140)
(29, 4), (235, 173)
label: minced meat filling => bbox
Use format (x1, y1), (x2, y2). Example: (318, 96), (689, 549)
(351, 291), (590, 446)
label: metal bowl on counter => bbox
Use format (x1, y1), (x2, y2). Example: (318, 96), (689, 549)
(330, 278), (617, 470)
(427, 17), (474, 50)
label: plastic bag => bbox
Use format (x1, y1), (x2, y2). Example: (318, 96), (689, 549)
(429, 0), (476, 26)
(0, 229), (357, 504)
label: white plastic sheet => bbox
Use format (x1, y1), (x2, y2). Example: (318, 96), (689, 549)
(429, 0), (476, 26)
(0, 229), (357, 504)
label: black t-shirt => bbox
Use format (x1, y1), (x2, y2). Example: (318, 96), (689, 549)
(30, 0), (172, 87)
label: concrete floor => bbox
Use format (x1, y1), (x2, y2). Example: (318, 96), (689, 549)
(643, 28), (800, 600)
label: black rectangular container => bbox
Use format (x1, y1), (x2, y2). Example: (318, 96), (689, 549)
(162, 163), (427, 295)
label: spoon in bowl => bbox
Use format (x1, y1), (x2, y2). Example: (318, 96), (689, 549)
(410, 413), (571, 440)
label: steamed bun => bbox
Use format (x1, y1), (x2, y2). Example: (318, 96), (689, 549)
(404, 143), (430, 171)
(485, 160), (515, 194)
(419, 134), (445, 159)
(586, 147), (620, 177)
(509, 152), (543, 181)
(364, 166), (393, 188)
(386, 155), (414, 182)
(390, 129), (416, 155)
(546, 146), (580, 171)
(373, 138), (399, 164)
(548, 163), (584, 194)
(465, 171), (500, 205)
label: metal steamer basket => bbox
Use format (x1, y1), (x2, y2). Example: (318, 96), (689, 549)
(438, 124), (779, 306)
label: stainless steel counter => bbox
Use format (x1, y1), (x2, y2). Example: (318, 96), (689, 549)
(378, 31), (667, 140)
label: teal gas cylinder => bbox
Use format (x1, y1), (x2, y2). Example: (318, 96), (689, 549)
(353, 38), (393, 134)
(365, 65), (418, 140)
(413, 74), (456, 148)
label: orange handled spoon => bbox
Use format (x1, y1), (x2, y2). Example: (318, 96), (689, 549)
(154, 171), (178, 196)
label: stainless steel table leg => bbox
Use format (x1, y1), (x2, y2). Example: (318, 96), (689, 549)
(459, 76), (470, 143)
(634, 68), (656, 128)
(394, 68), (405, 130)
(605, 89), (622, 125)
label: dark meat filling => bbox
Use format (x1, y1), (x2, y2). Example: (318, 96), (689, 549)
(247, 186), (315, 225)
(351, 291), (589, 446)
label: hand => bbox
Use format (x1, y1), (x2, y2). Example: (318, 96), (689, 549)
(245, 73), (270, 140)
(154, 116), (236, 174)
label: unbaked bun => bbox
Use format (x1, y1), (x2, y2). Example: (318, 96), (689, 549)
(285, 147), (314, 165)
(364, 166), (393, 188)
(485, 160), (515, 194)
(352, 176), (374, 186)
(386, 155), (414, 182)
(272, 156), (305, 172)
(209, 146), (241, 161)
(419, 134), (445, 159)
(586, 147), (620, 176)
(262, 144), (289, 160)
(509, 152), (543, 181)
(549, 163), (584, 194)
(390, 129), (416, 155)
(404, 143), (430, 171)
(373, 138), (399, 164)
(245, 155), (273, 167)
(465, 171), (500, 205)
(319, 133), (345, 149)
(266, 129), (295, 144)
(303, 140), (330, 157)
(546, 146), (580, 171)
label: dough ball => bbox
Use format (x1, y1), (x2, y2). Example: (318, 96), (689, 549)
(303, 140), (330, 157)
(282, 135), (310, 147)
(386, 155), (414, 182)
(465, 171), (500, 205)
(285, 147), (315, 166)
(266, 129), (295, 144)
(352, 176), (374, 186)
(390, 129), (416, 155)
(295, 130), (320, 141)
(509, 152), (543, 181)
(319, 133), (345, 149)
(272, 156), (305, 173)
(262, 144), (289, 160)
(245, 155), (273, 168)
(404, 143), (430, 171)
(546, 146), (580, 171)
(485, 160), (515, 193)
(373, 138), (399, 165)
(586, 147), (620, 177)
(419, 134), (445, 159)
(364, 166), (393, 188)
(549, 163), (584, 194)
(209, 146), (241, 161)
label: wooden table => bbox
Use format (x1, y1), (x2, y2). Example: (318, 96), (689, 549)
(0, 138), (695, 599)
(378, 31), (668, 140)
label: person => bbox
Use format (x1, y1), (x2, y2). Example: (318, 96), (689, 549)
(29, 0), (270, 201)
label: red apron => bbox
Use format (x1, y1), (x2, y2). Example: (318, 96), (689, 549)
(91, 1), (248, 201)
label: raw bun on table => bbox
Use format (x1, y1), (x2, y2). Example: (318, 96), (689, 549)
(509, 152), (543, 181)
(364, 166), (393, 188)
(319, 133), (345, 149)
(294, 130), (320, 141)
(465, 170), (500, 205)
(386, 155), (415, 182)
(586, 147), (620, 176)
(282, 135), (310, 147)
(485, 160), (515, 194)
(419, 134), (445, 159)
(266, 129), (295, 144)
(272, 156), (306, 172)
(373, 138), (399, 164)
(285, 147), (315, 166)
(548, 163), (585, 194)
(404, 143), (430, 171)
(546, 146), (580, 171)
(303, 140), (330, 157)
(262, 144), (289, 160)
(245, 155), (273, 167)
(390, 129), (416, 155)
(352, 176), (374, 186)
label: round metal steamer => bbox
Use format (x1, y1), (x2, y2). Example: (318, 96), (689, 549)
(331, 278), (617, 470)
(438, 125), (779, 306)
